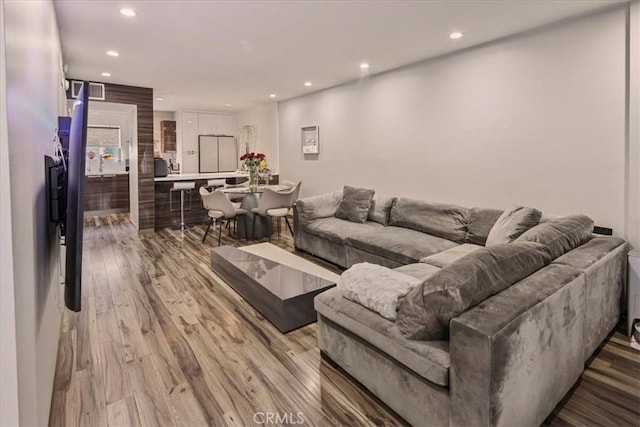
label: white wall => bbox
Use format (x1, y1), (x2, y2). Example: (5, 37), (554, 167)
(2, 1), (67, 425)
(627, 1), (640, 248)
(280, 7), (635, 243)
(0, 3), (20, 425)
(235, 103), (279, 172)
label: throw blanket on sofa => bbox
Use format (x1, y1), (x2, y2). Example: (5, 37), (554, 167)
(338, 262), (423, 320)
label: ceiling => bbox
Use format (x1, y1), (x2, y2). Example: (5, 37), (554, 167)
(54, 0), (621, 113)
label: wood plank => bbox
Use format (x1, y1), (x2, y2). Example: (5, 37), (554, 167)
(167, 382), (209, 427)
(151, 275), (200, 326)
(100, 339), (133, 405)
(77, 366), (107, 427)
(114, 302), (150, 362)
(96, 310), (120, 343)
(127, 356), (175, 427)
(76, 297), (100, 371)
(93, 266), (113, 314)
(106, 396), (141, 427)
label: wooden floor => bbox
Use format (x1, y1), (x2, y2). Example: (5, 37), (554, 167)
(49, 214), (640, 426)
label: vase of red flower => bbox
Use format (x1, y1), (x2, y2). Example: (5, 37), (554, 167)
(240, 152), (266, 191)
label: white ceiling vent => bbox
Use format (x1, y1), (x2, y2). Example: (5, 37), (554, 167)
(70, 81), (105, 100)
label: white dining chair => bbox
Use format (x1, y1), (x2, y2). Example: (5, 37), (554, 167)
(199, 187), (248, 245)
(251, 181), (301, 240)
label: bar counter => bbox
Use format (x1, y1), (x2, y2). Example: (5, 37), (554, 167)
(154, 172), (278, 230)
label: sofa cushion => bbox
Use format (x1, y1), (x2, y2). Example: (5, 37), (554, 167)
(420, 243), (483, 268)
(394, 263), (441, 282)
(515, 214), (594, 259)
(465, 207), (504, 246)
(296, 191), (342, 224)
(346, 226), (458, 265)
(552, 236), (626, 270)
(304, 217), (383, 244)
(315, 287), (451, 386)
(485, 206), (542, 246)
(397, 242), (552, 340)
(339, 263), (422, 320)
(335, 185), (375, 223)
(389, 198), (469, 243)
(368, 195), (397, 226)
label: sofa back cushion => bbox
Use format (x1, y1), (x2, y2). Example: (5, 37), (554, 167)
(335, 186), (375, 223)
(485, 206), (542, 246)
(515, 214), (594, 259)
(465, 207), (504, 246)
(396, 242), (552, 340)
(296, 191), (342, 225)
(390, 198), (469, 243)
(368, 195), (397, 226)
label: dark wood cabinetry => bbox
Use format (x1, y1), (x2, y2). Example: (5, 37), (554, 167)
(161, 120), (176, 153)
(84, 174), (130, 212)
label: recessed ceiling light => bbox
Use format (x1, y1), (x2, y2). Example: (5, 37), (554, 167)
(269, 94), (277, 98)
(224, 103), (233, 107)
(449, 32), (463, 40)
(304, 82), (312, 87)
(120, 8), (136, 17)
(155, 97), (164, 101)
(360, 62), (370, 69)
(101, 72), (111, 77)
(106, 50), (119, 57)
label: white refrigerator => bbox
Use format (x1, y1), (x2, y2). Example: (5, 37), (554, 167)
(198, 135), (237, 173)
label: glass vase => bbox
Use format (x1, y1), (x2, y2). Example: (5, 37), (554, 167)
(249, 166), (258, 192)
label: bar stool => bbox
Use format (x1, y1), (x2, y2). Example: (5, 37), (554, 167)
(207, 179), (227, 189)
(170, 181), (195, 230)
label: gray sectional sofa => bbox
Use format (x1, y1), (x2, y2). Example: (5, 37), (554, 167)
(292, 189), (628, 427)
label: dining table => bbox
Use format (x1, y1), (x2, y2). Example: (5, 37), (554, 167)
(219, 184), (290, 239)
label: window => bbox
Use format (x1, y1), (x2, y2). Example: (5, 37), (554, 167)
(87, 126), (121, 161)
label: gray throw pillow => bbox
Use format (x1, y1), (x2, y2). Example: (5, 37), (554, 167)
(515, 214), (594, 259)
(396, 242), (552, 340)
(335, 186), (375, 223)
(368, 195), (397, 226)
(485, 206), (542, 246)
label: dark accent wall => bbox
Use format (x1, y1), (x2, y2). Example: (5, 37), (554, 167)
(67, 81), (154, 229)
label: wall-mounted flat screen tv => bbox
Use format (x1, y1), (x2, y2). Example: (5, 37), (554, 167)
(64, 81), (89, 311)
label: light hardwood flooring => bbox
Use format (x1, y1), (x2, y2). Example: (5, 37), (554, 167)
(49, 214), (639, 426)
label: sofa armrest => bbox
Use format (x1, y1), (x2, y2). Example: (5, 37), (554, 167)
(449, 264), (585, 427)
(295, 191), (342, 226)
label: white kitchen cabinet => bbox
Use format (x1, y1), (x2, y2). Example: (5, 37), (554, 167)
(181, 112), (199, 173)
(198, 113), (234, 136)
(177, 111), (235, 174)
(217, 114), (234, 136)
(198, 113), (218, 135)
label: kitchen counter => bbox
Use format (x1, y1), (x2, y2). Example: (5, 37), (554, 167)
(86, 171), (129, 177)
(154, 173), (279, 229)
(154, 172), (250, 182)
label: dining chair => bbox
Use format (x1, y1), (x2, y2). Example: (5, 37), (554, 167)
(223, 180), (247, 207)
(280, 180), (297, 189)
(251, 181), (301, 241)
(199, 187), (248, 245)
